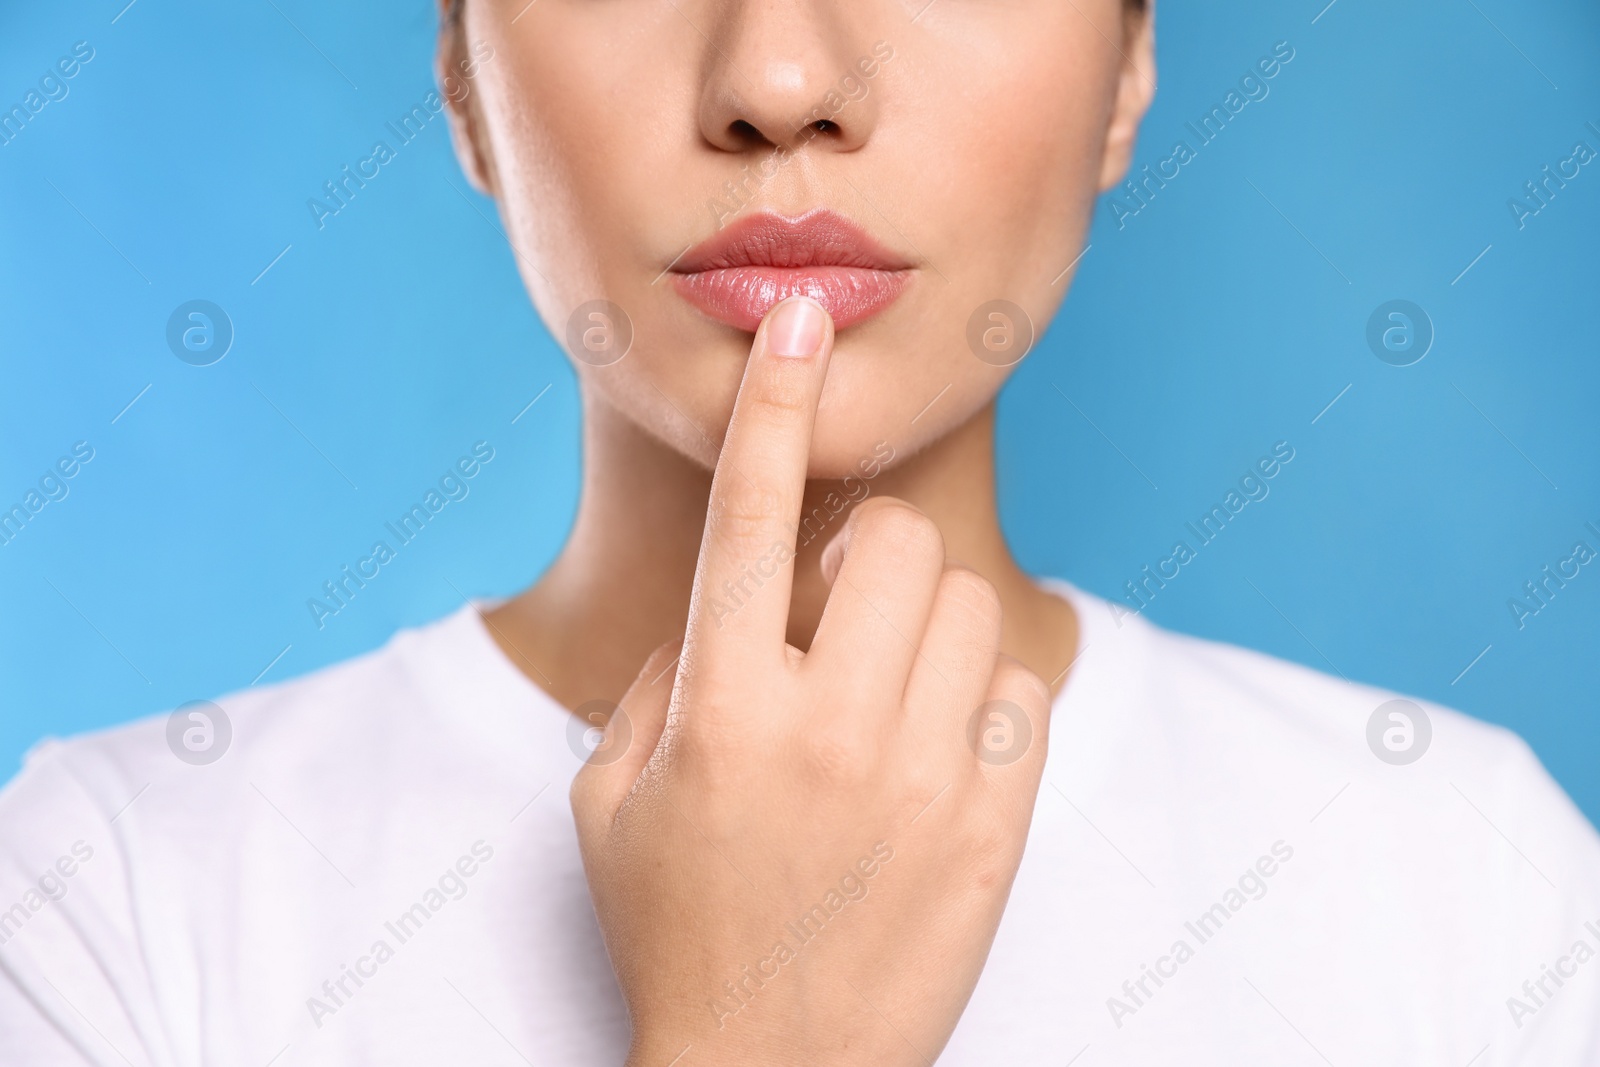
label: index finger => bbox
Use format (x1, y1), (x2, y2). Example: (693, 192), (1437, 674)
(686, 296), (834, 665)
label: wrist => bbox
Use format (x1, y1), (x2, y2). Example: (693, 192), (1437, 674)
(625, 1030), (807, 1067)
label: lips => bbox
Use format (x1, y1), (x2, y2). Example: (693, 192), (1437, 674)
(670, 210), (913, 332)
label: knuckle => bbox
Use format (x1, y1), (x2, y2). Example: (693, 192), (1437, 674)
(896, 774), (952, 825)
(940, 567), (1003, 626)
(966, 837), (1012, 893)
(987, 666), (1050, 749)
(674, 720), (756, 792)
(945, 640), (995, 680)
(712, 482), (785, 551)
(931, 570), (1003, 676)
(793, 724), (874, 785)
(858, 500), (943, 562)
(744, 366), (812, 418)
(992, 658), (1049, 707)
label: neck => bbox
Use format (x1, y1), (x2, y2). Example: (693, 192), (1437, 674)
(484, 390), (1078, 711)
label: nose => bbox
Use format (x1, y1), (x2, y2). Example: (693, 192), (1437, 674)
(696, 2), (882, 155)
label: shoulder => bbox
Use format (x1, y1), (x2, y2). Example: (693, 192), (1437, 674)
(0, 605), (566, 1063)
(1050, 578), (1600, 899)
(1041, 581), (1600, 1057)
(1060, 579), (1550, 786)
(0, 604), (534, 842)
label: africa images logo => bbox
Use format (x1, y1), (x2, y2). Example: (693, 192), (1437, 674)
(1365, 699), (1431, 766)
(165, 700), (232, 766)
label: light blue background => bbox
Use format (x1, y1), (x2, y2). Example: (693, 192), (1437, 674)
(2, 1), (1596, 821)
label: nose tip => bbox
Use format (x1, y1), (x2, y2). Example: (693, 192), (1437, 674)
(697, 13), (880, 155)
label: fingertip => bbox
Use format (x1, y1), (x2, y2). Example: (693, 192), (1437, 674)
(764, 295), (833, 359)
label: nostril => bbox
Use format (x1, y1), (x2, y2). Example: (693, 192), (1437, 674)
(727, 119), (767, 147)
(719, 117), (840, 150)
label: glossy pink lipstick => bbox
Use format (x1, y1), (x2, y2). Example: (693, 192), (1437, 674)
(670, 210), (912, 332)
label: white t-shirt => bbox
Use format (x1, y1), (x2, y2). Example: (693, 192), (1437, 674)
(2, 581), (1597, 1066)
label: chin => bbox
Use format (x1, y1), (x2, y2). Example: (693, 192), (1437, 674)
(571, 253), (1011, 478)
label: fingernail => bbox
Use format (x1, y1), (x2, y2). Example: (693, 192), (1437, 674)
(767, 297), (827, 358)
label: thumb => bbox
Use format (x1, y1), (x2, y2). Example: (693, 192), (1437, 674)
(570, 637), (682, 823)
(819, 513), (856, 587)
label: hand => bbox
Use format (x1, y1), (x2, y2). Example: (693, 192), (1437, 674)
(570, 296), (1052, 1067)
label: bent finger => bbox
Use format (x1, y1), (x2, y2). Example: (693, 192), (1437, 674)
(807, 498), (946, 711)
(900, 565), (1011, 773)
(970, 655), (1053, 791)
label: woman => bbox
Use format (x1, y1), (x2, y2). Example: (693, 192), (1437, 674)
(2, 1), (1597, 1064)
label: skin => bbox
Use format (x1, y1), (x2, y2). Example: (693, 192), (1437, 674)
(435, 0), (1155, 1060)
(575, 298), (1054, 1066)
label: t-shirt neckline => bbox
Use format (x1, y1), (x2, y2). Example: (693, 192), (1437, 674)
(450, 577), (1107, 725)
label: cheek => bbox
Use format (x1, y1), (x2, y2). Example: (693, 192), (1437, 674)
(477, 13), (686, 314)
(932, 56), (1114, 288)
(966, 90), (1104, 220)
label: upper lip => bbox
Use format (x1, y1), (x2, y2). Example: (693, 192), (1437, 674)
(671, 209), (913, 274)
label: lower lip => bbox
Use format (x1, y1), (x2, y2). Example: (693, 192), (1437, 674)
(672, 266), (910, 332)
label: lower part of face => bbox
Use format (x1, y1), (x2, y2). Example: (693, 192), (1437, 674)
(465, 0), (1126, 475)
